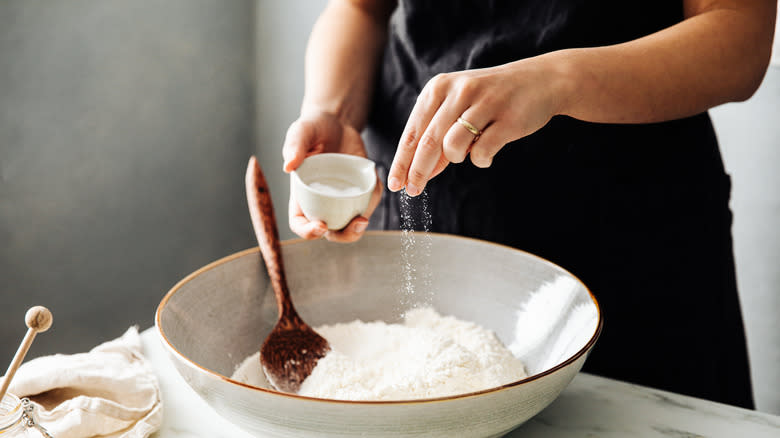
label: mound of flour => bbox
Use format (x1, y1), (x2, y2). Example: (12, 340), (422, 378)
(232, 307), (527, 401)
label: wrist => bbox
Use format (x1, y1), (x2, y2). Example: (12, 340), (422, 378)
(300, 101), (332, 120)
(539, 49), (584, 118)
(300, 99), (363, 131)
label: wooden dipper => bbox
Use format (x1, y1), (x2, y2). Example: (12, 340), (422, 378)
(245, 156), (329, 393)
(0, 306), (53, 401)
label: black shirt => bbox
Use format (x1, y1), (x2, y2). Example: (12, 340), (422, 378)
(363, 0), (754, 408)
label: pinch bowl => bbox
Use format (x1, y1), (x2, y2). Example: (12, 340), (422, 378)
(290, 153), (376, 230)
(156, 231), (602, 438)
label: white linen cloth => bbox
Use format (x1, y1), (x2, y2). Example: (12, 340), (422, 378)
(7, 327), (162, 438)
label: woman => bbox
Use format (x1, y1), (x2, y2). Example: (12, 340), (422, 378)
(281, 0), (776, 408)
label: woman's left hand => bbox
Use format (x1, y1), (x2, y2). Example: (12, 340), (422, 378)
(386, 56), (571, 196)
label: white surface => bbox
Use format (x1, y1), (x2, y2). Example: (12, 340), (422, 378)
(141, 328), (780, 438)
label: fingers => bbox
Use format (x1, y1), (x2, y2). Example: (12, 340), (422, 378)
(386, 63), (559, 190)
(282, 117), (336, 173)
(443, 106), (492, 164)
(323, 216), (369, 243)
(290, 174), (384, 243)
(429, 153), (451, 180)
(389, 73), (503, 196)
(404, 101), (462, 196)
(289, 196), (328, 239)
(388, 74), (451, 194)
(468, 120), (510, 168)
(282, 120), (315, 173)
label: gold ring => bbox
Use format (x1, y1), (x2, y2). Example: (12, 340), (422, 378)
(456, 117), (482, 137)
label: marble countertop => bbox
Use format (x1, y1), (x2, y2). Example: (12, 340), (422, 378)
(141, 328), (779, 438)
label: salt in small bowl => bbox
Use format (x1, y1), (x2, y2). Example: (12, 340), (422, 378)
(291, 153), (376, 230)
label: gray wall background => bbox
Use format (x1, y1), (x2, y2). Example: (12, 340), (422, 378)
(1, 0), (255, 361)
(1, 0), (778, 414)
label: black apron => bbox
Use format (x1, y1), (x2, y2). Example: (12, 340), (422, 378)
(363, 0), (754, 409)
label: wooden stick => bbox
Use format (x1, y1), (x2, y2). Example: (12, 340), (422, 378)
(0, 306), (53, 401)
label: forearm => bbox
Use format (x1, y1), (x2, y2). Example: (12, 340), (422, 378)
(302, 0), (394, 129)
(552, 1), (776, 124)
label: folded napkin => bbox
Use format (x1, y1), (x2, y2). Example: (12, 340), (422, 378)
(7, 327), (162, 438)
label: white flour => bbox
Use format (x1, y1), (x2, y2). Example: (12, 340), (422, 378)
(231, 307), (527, 401)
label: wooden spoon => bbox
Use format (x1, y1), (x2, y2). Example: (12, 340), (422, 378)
(0, 306), (53, 401)
(245, 156), (330, 393)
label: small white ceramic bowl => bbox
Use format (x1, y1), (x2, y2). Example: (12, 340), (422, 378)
(156, 232), (602, 438)
(291, 153), (376, 230)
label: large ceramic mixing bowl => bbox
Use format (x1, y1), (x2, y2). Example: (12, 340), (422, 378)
(156, 231), (602, 438)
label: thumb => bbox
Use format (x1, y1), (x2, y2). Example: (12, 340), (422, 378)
(282, 119), (318, 172)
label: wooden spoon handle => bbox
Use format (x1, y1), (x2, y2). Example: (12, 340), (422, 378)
(246, 156), (297, 320)
(0, 306), (53, 401)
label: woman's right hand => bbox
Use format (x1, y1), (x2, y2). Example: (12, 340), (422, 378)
(282, 111), (383, 243)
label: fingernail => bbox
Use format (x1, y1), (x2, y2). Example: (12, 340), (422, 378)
(388, 177), (401, 191)
(406, 183), (420, 197)
(354, 221), (368, 233)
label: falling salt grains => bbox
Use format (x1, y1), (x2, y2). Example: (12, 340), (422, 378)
(419, 189), (433, 304)
(398, 188), (434, 314)
(399, 189), (415, 311)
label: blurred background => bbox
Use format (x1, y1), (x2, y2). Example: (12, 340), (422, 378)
(1, 0), (778, 414)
